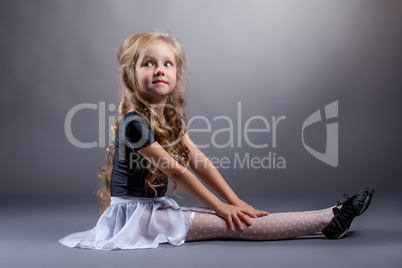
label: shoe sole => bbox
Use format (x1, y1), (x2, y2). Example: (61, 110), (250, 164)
(357, 188), (374, 215)
(337, 228), (349, 239)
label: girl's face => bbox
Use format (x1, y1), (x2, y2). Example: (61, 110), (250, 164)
(135, 41), (177, 104)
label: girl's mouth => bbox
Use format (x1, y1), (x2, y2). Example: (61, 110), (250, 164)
(153, 80), (167, 84)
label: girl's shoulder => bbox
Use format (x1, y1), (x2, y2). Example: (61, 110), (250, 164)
(120, 111), (155, 150)
(121, 111), (148, 125)
(119, 111), (153, 134)
(123, 110), (139, 119)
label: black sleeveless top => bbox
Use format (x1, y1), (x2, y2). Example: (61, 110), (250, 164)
(110, 111), (168, 197)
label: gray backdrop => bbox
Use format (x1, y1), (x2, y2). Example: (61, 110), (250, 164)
(1, 1), (402, 268)
(1, 0), (401, 208)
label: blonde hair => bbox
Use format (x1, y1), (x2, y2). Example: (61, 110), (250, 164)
(96, 31), (190, 213)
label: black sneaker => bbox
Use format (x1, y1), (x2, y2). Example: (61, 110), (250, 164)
(322, 187), (374, 239)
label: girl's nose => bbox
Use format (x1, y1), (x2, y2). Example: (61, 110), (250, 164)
(154, 68), (165, 76)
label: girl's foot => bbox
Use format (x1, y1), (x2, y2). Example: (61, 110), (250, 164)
(322, 187), (374, 239)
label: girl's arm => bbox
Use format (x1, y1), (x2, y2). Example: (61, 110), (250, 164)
(138, 141), (252, 231)
(183, 133), (269, 217)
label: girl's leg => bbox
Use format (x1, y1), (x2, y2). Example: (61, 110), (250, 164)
(185, 207), (334, 241)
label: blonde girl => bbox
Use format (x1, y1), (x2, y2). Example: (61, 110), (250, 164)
(59, 31), (374, 250)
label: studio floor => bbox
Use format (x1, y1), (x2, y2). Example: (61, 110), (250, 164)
(1, 199), (401, 268)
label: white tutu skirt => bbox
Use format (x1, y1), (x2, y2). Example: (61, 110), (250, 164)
(59, 196), (215, 250)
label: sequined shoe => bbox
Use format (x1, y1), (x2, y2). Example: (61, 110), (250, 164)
(322, 187), (374, 239)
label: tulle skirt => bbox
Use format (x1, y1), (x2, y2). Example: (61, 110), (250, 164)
(59, 196), (215, 250)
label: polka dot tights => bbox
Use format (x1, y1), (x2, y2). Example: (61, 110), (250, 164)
(185, 207), (334, 241)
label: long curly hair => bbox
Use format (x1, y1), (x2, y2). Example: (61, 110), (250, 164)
(96, 31), (190, 213)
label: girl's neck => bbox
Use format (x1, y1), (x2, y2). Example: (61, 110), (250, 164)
(148, 96), (168, 113)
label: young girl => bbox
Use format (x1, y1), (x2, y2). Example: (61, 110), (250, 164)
(59, 31), (374, 250)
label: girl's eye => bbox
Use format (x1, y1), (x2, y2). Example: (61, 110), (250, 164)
(144, 61), (153, 67)
(165, 62), (173, 67)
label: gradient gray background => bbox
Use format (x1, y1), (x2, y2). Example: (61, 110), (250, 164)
(1, 1), (401, 267)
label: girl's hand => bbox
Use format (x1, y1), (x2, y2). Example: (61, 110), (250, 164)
(230, 199), (270, 218)
(214, 203), (253, 231)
